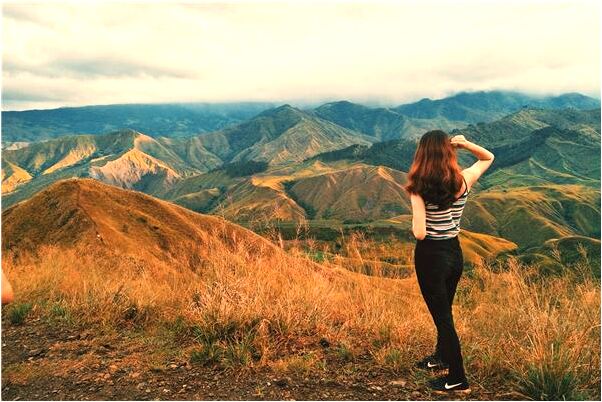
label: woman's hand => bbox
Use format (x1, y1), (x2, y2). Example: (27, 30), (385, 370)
(450, 135), (469, 149)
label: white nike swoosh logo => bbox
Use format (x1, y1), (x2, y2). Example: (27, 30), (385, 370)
(444, 382), (463, 390)
(427, 362), (438, 367)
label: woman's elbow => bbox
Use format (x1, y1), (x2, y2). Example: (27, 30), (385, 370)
(2, 287), (14, 305)
(2, 272), (14, 305)
(413, 229), (426, 240)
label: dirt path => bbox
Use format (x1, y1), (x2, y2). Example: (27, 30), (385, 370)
(1, 318), (520, 400)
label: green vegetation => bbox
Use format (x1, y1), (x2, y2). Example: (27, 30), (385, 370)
(221, 160), (269, 177)
(7, 302), (33, 325)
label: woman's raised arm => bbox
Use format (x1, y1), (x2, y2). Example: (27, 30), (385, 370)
(451, 135), (495, 189)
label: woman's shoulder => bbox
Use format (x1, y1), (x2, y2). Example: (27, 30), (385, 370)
(460, 169), (474, 193)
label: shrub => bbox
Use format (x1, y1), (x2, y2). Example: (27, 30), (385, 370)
(8, 302), (33, 325)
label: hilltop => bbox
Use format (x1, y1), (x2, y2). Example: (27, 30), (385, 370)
(2, 178), (282, 268)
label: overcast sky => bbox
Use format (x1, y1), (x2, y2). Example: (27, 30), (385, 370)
(2, 0), (600, 111)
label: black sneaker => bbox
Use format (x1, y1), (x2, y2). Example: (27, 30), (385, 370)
(415, 353), (449, 370)
(428, 374), (471, 394)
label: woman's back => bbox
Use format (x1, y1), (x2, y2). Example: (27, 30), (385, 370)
(424, 176), (469, 240)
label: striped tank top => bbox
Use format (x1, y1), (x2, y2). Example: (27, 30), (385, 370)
(424, 176), (469, 240)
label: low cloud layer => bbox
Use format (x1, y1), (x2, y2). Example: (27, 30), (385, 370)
(2, 1), (600, 110)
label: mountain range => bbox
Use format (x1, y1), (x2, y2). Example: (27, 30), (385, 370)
(1, 90), (600, 269)
(1, 102), (278, 143)
(3, 91), (598, 145)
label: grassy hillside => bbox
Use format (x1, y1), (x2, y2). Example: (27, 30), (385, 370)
(462, 185), (600, 250)
(212, 178), (307, 222)
(2, 179), (599, 400)
(515, 236), (601, 277)
(2, 178), (281, 266)
(0, 161), (32, 193)
(167, 162), (411, 224)
(284, 165), (410, 221)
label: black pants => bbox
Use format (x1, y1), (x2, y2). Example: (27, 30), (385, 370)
(414, 236), (466, 380)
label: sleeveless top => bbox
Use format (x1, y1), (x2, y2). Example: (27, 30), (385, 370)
(424, 176), (469, 240)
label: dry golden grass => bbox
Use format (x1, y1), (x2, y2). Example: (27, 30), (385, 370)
(460, 257), (600, 399)
(4, 230), (599, 399)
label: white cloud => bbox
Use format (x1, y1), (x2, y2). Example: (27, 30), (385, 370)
(2, 0), (600, 110)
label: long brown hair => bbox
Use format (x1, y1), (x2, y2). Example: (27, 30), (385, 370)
(404, 130), (463, 208)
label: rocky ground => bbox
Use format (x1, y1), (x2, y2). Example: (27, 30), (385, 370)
(1, 317), (523, 401)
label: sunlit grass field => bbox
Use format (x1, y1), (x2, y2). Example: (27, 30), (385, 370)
(3, 227), (600, 400)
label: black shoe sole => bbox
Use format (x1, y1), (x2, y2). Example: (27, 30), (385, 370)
(416, 364), (449, 371)
(433, 387), (471, 395)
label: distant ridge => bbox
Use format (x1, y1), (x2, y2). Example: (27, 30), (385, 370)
(393, 91), (600, 122)
(1, 102), (278, 142)
(3, 91), (599, 144)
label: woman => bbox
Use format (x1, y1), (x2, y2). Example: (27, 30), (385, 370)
(404, 130), (494, 394)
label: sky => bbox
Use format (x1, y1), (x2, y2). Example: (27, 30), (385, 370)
(2, 0), (600, 111)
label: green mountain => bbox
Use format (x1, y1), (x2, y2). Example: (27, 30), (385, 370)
(283, 164), (410, 221)
(311, 101), (461, 141)
(394, 91), (599, 123)
(462, 185), (600, 250)
(157, 160), (410, 223)
(193, 104), (376, 165)
(516, 236), (601, 276)
(309, 139), (417, 173)
(1, 102), (278, 143)
(455, 109), (601, 188)
(456, 108), (601, 147)
(311, 92), (599, 141)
